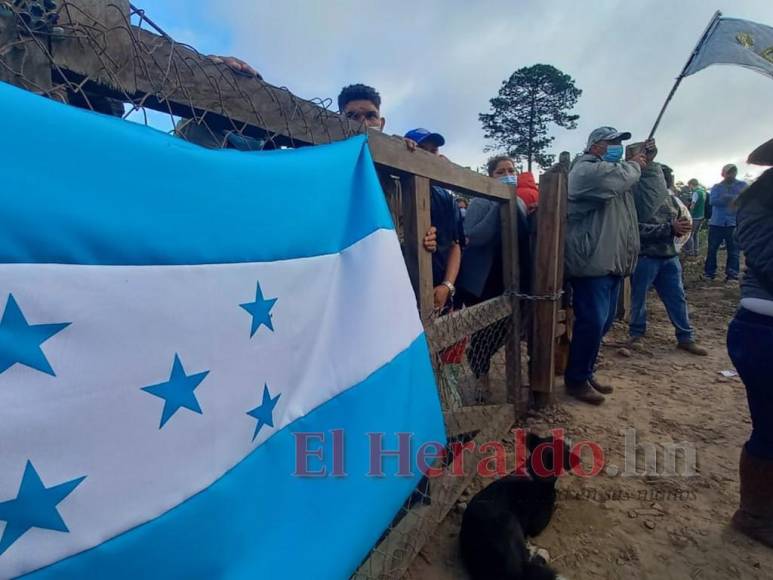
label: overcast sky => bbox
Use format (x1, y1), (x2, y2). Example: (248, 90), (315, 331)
(139, 0), (773, 186)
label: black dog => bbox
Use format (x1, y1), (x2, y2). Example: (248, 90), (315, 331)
(459, 432), (576, 580)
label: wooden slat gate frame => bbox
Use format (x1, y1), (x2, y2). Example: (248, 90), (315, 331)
(529, 161), (569, 402)
(0, 1), (563, 575)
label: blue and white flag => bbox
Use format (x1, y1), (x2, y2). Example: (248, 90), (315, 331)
(0, 81), (444, 579)
(684, 16), (773, 80)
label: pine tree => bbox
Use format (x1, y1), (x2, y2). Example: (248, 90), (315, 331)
(480, 64), (582, 171)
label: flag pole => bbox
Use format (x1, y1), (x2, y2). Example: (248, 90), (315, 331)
(648, 10), (722, 139)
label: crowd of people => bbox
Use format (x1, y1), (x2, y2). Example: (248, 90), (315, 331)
(340, 83), (773, 550)
(173, 75), (754, 412)
(339, 84), (773, 549)
(566, 127), (773, 548)
(73, 57), (771, 551)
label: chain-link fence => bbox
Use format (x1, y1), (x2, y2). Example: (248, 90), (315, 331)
(0, 2), (568, 577)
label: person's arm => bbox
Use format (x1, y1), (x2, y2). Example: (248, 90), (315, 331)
(463, 199), (501, 248)
(710, 184), (737, 208)
(638, 221), (673, 241)
(434, 243), (461, 310)
(633, 161), (669, 222)
(568, 159), (642, 203)
(423, 227), (437, 253)
(208, 55), (261, 78)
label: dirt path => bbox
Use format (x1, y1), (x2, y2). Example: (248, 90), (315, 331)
(408, 259), (773, 580)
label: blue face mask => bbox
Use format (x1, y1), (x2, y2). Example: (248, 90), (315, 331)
(602, 145), (624, 163)
(498, 174), (517, 185)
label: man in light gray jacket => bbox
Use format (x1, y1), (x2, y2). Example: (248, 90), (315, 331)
(564, 128), (665, 404)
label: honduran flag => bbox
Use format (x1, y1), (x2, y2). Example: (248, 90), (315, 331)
(0, 82), (444, 579)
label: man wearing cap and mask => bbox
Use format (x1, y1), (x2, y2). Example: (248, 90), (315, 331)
(564, 127), (666, 405)
(705, 164), (746, 282)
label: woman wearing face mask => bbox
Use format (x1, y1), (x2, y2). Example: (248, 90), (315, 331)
(455, 155), (531, 401)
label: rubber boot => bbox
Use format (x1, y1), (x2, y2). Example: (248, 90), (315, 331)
(732, 447), (773, 548)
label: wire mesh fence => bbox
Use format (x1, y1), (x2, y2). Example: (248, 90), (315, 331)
(0, 2), (564, 577)
(0, 0), (357, 149)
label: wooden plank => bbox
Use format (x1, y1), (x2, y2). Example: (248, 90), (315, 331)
(443, 404), (513, 437)
(353, 404), (515, 580)
(0, 11), (52, 94)
(49, 25), (349, 148)
(402, 176), (433, 321)
(424, 296), (512, 353)
(553, 159), (570, 378)
(370, 134), (510, 201)
(54, 0), (135, 93)
(616, 276), (632, 321)
(376, 168), (404, 243)
(555, 157), (569, 286)
(622, 277), (632, 323)
(500, 189), (522, 406)
(555, 307), (573, 377)
(18, 3), (511, 201)
(530, 168), (566, 394)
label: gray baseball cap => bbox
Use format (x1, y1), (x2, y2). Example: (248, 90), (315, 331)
(586, 126), (632, 150)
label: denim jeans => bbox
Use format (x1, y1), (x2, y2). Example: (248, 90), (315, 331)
(629, 256), (694, 343)
(566, 275), (622, 383)
(685, 218), (703, 257)
(705, 225), (740, 280)
(728, 308), (773, 460)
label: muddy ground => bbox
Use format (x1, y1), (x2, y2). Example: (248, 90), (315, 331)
(408, 256), (773, 580)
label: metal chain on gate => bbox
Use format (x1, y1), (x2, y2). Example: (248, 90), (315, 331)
(505, 288), (565, 302)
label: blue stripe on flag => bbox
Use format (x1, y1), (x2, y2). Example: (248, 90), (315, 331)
(0, 82), (393, 266)
(22, 336), (443, 580)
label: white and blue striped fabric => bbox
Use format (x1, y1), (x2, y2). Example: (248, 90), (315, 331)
(0, 82), (444, 579)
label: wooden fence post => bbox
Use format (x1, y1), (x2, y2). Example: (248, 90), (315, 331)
(500, 190), (522, 408)
(402, 175), (434, 321)
(530, 166), (568, 404)
(554, 153), (572, 377)
(617, 278), (633, 322)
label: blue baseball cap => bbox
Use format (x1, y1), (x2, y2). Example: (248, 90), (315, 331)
(404, 128), (446, 147)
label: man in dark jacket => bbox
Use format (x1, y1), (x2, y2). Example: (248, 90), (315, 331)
(628, 166), (707, 355)
(564, 128), (665, 405)
(405, 128), (465, 312)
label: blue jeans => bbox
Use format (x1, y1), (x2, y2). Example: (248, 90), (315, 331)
(566, 275), (622, 383)
(685, 218), (703, 257)
(728, 308), (773, 460)
(705, 225), (740, 280)
(629, 256), (694, 343)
